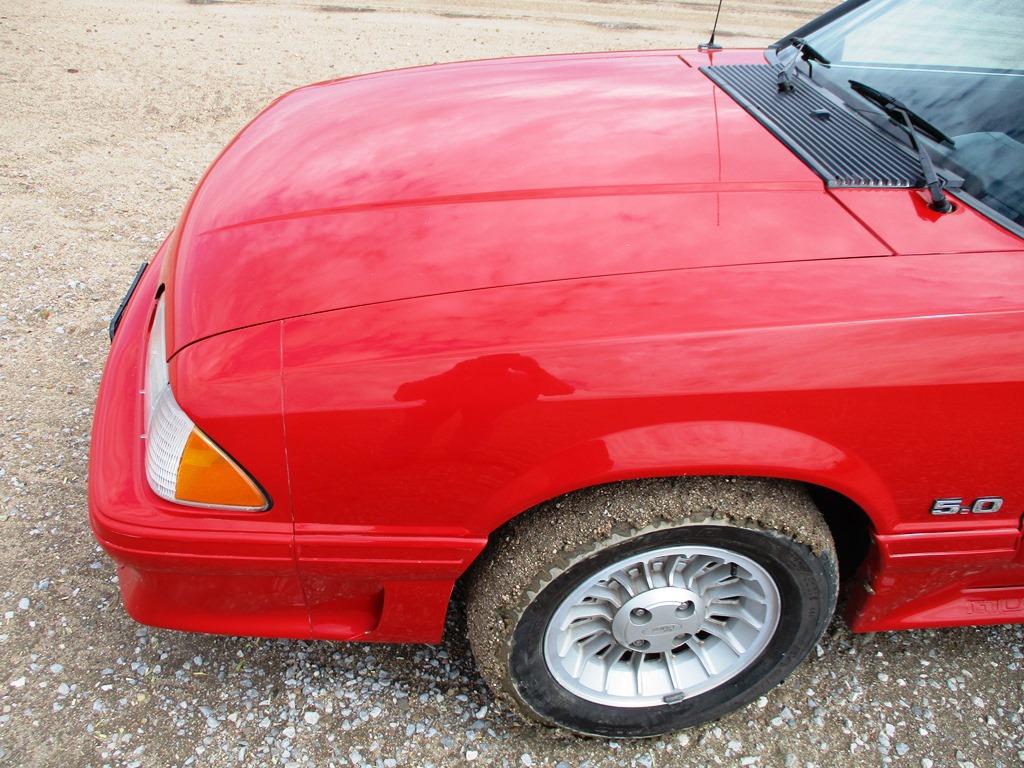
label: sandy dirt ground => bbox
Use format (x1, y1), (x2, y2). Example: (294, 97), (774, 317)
(2, 0), (1024, 766)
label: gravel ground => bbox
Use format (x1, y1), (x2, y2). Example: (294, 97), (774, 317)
(2, 0), (1024, 766)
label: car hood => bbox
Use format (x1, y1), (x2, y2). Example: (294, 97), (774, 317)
(166, 50), (886, 353)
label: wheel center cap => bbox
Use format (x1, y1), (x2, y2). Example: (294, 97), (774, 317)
(611, 587), (706, 654)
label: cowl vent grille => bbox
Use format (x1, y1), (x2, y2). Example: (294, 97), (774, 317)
(701, 63), (924, 189)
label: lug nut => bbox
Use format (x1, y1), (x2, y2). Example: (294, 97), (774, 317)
(629, 608), (652, 624)
(676, 601), (695, 618)
(631, 639), (650, 650)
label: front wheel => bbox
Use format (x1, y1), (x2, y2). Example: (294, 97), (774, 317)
(466, 478), (838, 737)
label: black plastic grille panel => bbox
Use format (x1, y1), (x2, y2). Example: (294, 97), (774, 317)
(701, 63), (923, 189)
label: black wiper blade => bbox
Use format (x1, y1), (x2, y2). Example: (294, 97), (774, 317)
(848, 79), (954, 147)
(776, 36), (830, 93)
(848, 79), (955, 213)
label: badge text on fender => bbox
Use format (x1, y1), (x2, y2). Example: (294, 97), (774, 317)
(930, 497), (1003, 516)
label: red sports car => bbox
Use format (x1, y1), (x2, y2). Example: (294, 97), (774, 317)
(90, 0), (1024, 737)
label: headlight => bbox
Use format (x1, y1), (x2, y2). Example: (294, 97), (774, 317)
(143, 298), (268, 511)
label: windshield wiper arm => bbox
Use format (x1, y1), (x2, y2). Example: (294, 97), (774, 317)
(777, 36), (830, 93)
(849, 79), (955, 213)
(848, 80), (954, 145)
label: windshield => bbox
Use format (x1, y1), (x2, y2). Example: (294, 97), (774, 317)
(795, 0), (1024, 230)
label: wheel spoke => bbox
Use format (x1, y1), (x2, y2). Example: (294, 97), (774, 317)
(707, 599), (763, 629)
(694, 561), (733, 590)
(601, 646), (627, 692)
(678, 555), (717, 589)
(700, 620), (747, 656)
(608, 569), (638, 598)
(686, 638), (718, 677)
(631, 650), (646, 696)
(565, 618), (611, 644)
(640, 559), (657, 591)
(564, 602), (615, 624)
(586, 584), (624, 607)
(703, 579), (767, 604)
(568, 631), (613, 676)
(664, 651), (683, 691)
(664, 555), (684, 587)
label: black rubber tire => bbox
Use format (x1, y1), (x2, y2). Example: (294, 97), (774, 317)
(465, 477), (838, 738)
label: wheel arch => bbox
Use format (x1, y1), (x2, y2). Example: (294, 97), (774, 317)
(467, 420), (885, 582)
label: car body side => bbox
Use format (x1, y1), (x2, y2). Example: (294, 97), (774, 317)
(89, 49), (1024, 645)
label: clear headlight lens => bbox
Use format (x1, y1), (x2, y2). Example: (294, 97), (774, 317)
(143, 298), (268, 511)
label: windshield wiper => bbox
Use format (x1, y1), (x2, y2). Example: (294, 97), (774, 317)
(849, 79), (955, 213)
(776, 36), (830, 93)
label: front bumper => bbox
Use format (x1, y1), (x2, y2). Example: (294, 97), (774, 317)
(88, 241), (311, 639)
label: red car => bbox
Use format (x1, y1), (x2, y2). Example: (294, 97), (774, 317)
(90, 0), (1024, 737)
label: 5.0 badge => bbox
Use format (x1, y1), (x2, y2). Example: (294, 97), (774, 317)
(930, 497), (1003, 516)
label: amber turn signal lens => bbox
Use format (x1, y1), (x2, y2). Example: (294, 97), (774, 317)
(175, 428), (268, 510)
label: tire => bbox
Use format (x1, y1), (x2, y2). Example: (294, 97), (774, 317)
(465, 477), (838, 738)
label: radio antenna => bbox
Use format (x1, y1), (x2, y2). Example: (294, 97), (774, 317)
(698, 0), (725, 51)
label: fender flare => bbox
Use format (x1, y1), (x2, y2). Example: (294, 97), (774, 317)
(478, 419), (895, 535)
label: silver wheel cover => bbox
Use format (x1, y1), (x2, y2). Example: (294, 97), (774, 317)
(542, 544), (781, 707)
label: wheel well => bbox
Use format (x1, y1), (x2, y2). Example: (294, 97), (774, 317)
(803, 482), (874, 580)
(466, 475), (875, 585)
